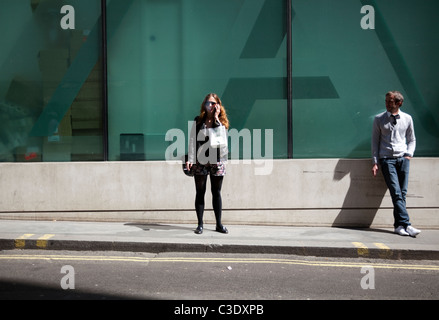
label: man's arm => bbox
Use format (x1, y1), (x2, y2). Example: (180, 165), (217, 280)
(405, 116), (416, 158)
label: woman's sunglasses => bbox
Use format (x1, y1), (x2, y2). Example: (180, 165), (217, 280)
(205, 101), (218, 107)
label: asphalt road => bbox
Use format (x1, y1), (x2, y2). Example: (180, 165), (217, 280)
(1, 250), (438, 301)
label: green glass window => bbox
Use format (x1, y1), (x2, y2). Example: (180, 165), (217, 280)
(292, 0), (439, 158)
(1, 0), (438, 163)
(0, 0), (103, 162)
(107, 0), (288, 161)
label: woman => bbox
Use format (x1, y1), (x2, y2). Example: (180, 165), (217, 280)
(186, 93), (229, 234)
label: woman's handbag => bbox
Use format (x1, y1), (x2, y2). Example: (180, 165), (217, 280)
(208, 125), (228, 148)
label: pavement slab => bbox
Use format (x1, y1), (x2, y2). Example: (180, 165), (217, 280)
(0, 220), (438, 260)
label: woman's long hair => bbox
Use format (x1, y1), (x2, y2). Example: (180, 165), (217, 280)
(198, 93), (230, 129)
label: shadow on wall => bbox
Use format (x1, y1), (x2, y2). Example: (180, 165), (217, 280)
(332, 157), (388, 228)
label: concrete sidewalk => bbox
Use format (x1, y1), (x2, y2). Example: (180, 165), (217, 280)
(0, 219), (438, 260)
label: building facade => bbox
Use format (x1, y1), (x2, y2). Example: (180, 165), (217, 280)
(1, 0), (438, 227)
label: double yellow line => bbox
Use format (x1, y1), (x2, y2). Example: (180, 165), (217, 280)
(1, 254), (439, 271)
(14, 234), (55, 249)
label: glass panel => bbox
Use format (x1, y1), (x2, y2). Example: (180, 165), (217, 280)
(107, 0), (288, 161)
(292, 0), (439, 158)
(0, 0), (103, 162)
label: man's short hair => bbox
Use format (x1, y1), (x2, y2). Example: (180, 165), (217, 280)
(386, 91), (404, 105)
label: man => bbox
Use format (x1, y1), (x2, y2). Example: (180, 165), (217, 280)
(371, 91), (420, 237)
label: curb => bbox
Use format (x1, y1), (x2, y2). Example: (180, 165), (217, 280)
(1, 238), (439, 260)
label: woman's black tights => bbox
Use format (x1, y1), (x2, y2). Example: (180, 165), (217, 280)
(194, 175), (224, 227)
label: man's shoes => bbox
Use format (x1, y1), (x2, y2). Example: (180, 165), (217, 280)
(195, 225), (203, 234)
(216, 225), (228, 234)
(406, 225), (421, 237)
(394, 226), (409, 236)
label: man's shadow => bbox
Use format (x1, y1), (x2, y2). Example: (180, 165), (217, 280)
(332, 140), (388, 228)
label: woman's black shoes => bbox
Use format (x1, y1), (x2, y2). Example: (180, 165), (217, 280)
(195, 226), (203, 234)
(195, 225), (228, 234)
(215, 225), (228, 234)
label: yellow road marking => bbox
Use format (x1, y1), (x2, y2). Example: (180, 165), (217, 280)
(0, 254), (438, 271)
(352, 242), (394, 259)
(36, 234), (55, 248)
(352, 242), (369, 257)
(14, 234), (55, 249)
(14, 234), (34, 248)
(374, 242), (393, 259)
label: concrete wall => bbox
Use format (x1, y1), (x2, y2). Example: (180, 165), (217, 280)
(0, 158), (438, 228)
